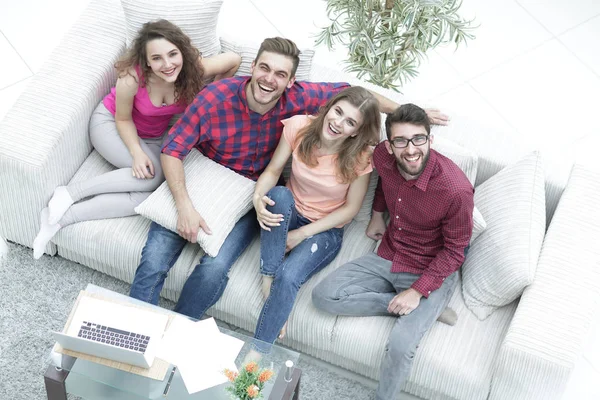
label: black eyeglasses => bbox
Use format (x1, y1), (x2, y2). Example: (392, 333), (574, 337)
(389, 135), (429, 149)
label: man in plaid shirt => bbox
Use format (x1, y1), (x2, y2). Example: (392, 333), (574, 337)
(313, 104), (473, 400)
(129, 37), (448, 320)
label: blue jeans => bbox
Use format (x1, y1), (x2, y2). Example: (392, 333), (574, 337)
(254, 186), (343, 349)
(129, 209), (259, 318)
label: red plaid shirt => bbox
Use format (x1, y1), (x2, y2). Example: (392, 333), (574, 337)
(372, 143), (474, 297)
(162, 76), (349, 180)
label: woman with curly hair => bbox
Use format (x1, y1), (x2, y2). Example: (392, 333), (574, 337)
(33, 19), (241, 258)
(251, 86), (381, 349)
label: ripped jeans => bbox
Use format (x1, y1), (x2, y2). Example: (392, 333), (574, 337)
(255, 186), (343, 349)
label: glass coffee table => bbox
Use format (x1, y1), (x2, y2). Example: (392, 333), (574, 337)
(44, 284), (301, 400)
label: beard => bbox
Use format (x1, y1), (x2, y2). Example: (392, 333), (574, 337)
(396, 149), (430, 178)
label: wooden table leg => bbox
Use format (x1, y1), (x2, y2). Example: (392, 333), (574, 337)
(44, 364), (69, 400)
(269, 366), (302, 400)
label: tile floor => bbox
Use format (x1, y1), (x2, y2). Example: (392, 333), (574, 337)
(1, 0), (599, 398)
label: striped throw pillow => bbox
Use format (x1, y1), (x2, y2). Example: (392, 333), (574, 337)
(135, 150), (255, 257)
(121, 0), (223, 57)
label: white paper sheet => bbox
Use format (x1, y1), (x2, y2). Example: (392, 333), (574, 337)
(156, 316), (220, 365)
(156, 316), (245, 394)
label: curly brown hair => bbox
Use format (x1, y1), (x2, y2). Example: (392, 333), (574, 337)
(295, 86), (381, 184)
(114, 19), (204, 105)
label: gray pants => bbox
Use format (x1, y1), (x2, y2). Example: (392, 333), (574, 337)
(60, 103), (166, 226)
(312, 252), (458, 400)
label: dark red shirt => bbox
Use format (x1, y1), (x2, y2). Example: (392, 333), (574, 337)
(162, 76), (349, 180)
(372, 143), (474, 297)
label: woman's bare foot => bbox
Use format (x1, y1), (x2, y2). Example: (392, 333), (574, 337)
(243, 349), (263, 365)
(261, 276), (273, 300)
(278, 321), (288, 340)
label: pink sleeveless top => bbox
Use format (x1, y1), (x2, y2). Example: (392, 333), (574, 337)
(102, 66), (187, 138)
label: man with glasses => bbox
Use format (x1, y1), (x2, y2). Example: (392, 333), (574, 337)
(312, 104), (474, 400)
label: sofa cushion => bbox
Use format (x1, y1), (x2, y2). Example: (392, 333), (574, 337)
(135, 149), (255, 257)
(432, 135), (478, 186)
(52, 150), (201, 302)
(325, 279), (517, 400)
(219, 36), (315, 81)
(471, 207), (486, 244)
(121, 0), (223, 57)
(462, 151), (545, 320)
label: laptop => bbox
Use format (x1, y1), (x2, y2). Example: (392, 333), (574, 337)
(53, 295), (169, 369)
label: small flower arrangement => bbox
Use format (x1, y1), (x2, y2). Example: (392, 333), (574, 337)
(224, 361), (274, 400)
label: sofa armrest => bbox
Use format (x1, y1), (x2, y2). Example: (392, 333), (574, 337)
(0, 0), (126, 249)
(489, 165), (600, 400)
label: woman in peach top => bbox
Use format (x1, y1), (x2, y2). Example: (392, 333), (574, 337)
(252, 86), (381, 349)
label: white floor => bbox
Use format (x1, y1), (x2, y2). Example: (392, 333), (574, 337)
(1, 0), (599, 398)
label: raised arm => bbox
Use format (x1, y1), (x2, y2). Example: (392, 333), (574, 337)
(114, 71), (155, 179)
(253, 137), (293, 230)
(200, 52), (242, 81)
(367, 89), (449, 126)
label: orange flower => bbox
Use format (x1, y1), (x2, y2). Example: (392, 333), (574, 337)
(223, 369), (238, 382)
(245, 362), (259, 373)
(247, 385), (259, 398)
(258, 369), (274, 383)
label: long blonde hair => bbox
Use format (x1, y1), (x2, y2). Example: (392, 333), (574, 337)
(296, 87), (381, 183)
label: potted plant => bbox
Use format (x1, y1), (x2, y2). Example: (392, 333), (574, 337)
(316, 0), (477, 90)
(224, 362), (274, 399)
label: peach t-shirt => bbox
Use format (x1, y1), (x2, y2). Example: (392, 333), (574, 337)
(282, 115), (373, 226)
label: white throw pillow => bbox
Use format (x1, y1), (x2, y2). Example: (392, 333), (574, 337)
(121, 0), (223, 57)
(354, 168), (379, 223)
(471, 207), (486, 244)
(135, 150), (255, 257)
(219, 36), (315, 81)
(462, 151), (546, 320)
(432, 135), (478, 186)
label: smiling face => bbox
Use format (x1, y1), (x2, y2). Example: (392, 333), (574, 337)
(321, 99), (364, 147)
(247, 51), (295, 111)
(145, 38), (183, 83)
(384, 122), (433, 180)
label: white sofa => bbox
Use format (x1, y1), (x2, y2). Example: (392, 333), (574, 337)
(1, 0), (600, 399)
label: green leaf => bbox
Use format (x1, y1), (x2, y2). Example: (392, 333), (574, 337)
(316, 0), (476, 90)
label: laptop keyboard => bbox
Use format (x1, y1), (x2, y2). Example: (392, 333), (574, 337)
(78, 321), (150, 353)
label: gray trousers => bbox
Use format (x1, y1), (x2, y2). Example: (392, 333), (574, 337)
(312, 252), (458, 400)
(60, 103), (166, 226)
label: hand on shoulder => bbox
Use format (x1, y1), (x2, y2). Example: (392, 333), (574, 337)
(424, 108), (450, 126)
